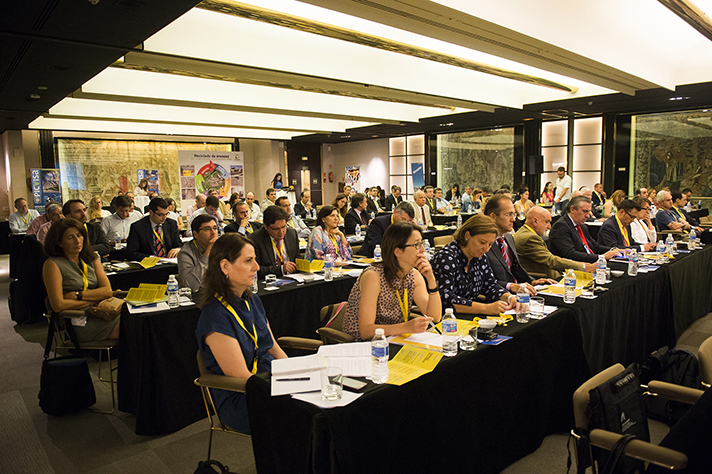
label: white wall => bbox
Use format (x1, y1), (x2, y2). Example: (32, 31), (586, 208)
(0, 130), (42, 218)
(322, 138), (389, 204)
(239, 138), (284, 200)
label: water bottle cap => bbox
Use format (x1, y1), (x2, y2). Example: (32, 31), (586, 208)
(375, 328), (385, 335)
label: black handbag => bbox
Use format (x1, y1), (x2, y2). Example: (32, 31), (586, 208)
(38, 315), (96, 416)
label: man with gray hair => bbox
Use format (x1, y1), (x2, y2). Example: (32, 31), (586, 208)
(34, 203), (64, 244)
(26, 201), (60, 236)
(655, 190), (687, 232)
(412, 189), (434, 227)
(358, 202), (415, 257)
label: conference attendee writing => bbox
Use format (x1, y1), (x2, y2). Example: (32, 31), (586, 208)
(224, 201), (262, 236)
(306, 205), (353, 262)
(276, 197), (310, 239)
(412, 190), (434, 228)
(629, 197), (657, 245)
(483, 195), (554, 294)
(178, 215), (219, 296)
(344, 192), (371, 235)
(358, 202), (415, 257)
(62, 199), (112, 257)
(342, 221), (442, 341)
(249, 205), (299, 278)
(432, 214), (517, 315)
(195, 233), (287, 434)
(597, 199), (656, 251)
(513, 206), (596, 279)
(9, 197), (40, 234)
(42, 218), (119, 342)
(126, 197), (182, 261)
(548, 195), (621, 263)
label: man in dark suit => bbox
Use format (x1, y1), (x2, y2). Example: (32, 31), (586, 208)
(597, 199), (656, 251)
(483, 195), (554, 292)
(384, 185), (403, 211)
(549, 195), (622, 263)
(344, 193), (371, 235)
(672, 191), (702, 230)
(249, 205), (300, 278)
(126, 197), (182, 261)
(366, 187), (383, 216)
(224, 201), (262, 236)
(358, 202), (415, 257)
(62, 199), (112, 256)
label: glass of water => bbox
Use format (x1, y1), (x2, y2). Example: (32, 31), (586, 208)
(460, 327), (477, 351)
(320, 367), (343, 400)
(530, 297), (545, 318)
(179, 287), (192, 302)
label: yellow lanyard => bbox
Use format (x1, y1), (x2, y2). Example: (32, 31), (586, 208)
(288, 219), (295, 229)
(216, 295), (258, 374)
(427, 198), (434, 208)
(390, 215), (394, 224)
(635, 220), (649, 243)
(395, 286), (408, 321)
(245, 222), (253, 234)
(673, 207), (685, 220)
(523, 224), (536, 235)
(20, 212), (30, 225)
(270, 238), (284, 264)
(615, 214), (630, 246)
(152, 226), (163, 245)
(78, 260), (88, 291)
(329, 233), (339, 253)
(594, 191), (602, 202)
(193, 240), (205, 254)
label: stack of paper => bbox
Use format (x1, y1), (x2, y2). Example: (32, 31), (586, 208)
(126, 283), (167, 306)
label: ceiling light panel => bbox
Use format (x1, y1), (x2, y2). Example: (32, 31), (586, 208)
(49, 98), (373, 133)
(143, 8), (611, 108)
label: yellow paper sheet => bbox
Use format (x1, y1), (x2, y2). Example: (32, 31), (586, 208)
(351, 257), (375, 264)
(540, 286), (583, 297)
(387, 345), (443, 385)
(558, 271), (593, 286)
(296, 258), (324, 273)
(126, 283), (167, 304)
(139, 257), (160, 268)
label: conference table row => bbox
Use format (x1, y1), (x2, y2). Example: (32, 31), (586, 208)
(115, 241), (712, 471)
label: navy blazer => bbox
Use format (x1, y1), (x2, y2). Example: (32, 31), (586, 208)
(126, 215), (181, 261)
(344, 208), (368, 235)
(249, 227), (299, 278)
(384, 194), (402, 211)
(358, 214), (391, 257)
(486, 233), (532, 287)
(597, 216), (642, 249)
(549, 214), (609, 263)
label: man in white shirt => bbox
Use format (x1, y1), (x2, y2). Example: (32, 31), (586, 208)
(185, 194), (206, 221)
(260, 188), (277, 212)
(245, 192), (263, 222)
(9, 197), (40, 234)
(630, 196), (657, 245)
(125, 193), (144, 220)
(461, 186), (475, 213)
(433, 188), (449, 214)
(412, 190), (434, 227)
(101, 195), (141, 244)
(554, 166), (572, 213)
(189, 195), (224, 232)
(277, 197), (310, 239)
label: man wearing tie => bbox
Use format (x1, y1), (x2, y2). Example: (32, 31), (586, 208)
(249, 205), (299, 278)
(126, 197), (182, 261)
(384, 185), (403, 211)
(548, 195), (621, 263)
(424, 186), (437, 214)
(344, 193), (371, 235)
(412, 190), (434, 228)
(597, 198), (656, 251)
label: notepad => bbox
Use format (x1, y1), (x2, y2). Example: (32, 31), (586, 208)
(126, 283), (167, 305)
(139, 257), (160, 268)
(387, 345), (443, 385)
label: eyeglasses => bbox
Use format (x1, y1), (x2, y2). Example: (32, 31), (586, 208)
(641, 207), (651, 212)
(198, 226), (218, 232)
(153, 211), (168, 217)
(502, 212), (516, 218)
(403, 241), (424, 250)
(623, 210), (636, 219)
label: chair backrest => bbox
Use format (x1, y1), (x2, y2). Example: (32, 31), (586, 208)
(197, 351), (209, 377)
(433, 235), (454, 247)
(572, 363), (625, 430)
(698, 335), (712, 387)
(351, 245), (361, 255)
(317, 302), (354, 344)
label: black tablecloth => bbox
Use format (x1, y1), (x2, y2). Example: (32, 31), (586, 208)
(107, 263), (178, 291)
(247, 308), (590, 474)
(666, 245), (712, 338)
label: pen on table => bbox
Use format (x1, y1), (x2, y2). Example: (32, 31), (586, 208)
(276, 377), (311, 382)
(428, 319), (441, 334)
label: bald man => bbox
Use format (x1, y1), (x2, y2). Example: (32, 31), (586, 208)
(513, 206), (596, 279)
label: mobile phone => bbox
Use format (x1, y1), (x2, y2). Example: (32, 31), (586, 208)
(343, 377), (367, 390)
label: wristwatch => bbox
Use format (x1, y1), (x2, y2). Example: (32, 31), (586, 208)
(76, 290), (83, 300)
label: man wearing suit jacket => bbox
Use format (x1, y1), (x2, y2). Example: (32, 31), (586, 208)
(384, 185), (403, 211)
(224, 201), (262, 236)
(344, 193), (371, 235)
(412, 190), (434, 228)
(483, 195), (554, 293)
(358, 202), (415, 257)
(597, 199), (656, 251)
(126, 197), (182, 261)
(249, 205), (300, 278)
(514, 206), (596, 279)
(366, 187), (383, 216)
(549, 195), (621, 263)
(62, 199), (112, 256)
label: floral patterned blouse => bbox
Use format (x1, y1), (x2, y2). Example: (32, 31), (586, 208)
(432, 241), (505, 309)
(305, 226), (352, 261)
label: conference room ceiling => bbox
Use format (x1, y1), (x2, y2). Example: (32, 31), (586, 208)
(4, 0), (712, 141)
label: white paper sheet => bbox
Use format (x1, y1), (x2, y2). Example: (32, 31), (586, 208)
(291, 390), (363, 408)
(127, 302), (169, 313)
(317, 342), (371, 357)
(404, 332), (444, 347)
(271, 354), (325, 375)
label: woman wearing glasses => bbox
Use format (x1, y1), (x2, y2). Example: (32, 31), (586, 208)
(432, 214), (516, 315)
(342, 221), (441, 341)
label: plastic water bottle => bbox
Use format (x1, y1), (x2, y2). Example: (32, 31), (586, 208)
(355, 224), (361, 238)
(167, 275), (180, 308)
(370, 212), (375, 221)
(564, 269), (576, 304)
(689, 228), (697, 250)
(441, 308), (458, 357)
(371, 328), (389, 384)
(656, 239), (665, 254)
(665, 234), (675, 255)
(373, 244), (382, 262)
(457, 213), (462, 228)
(324, 255), (333, 281)
(627, 249), (638, 276)
(516, 286), (530, 323)
(595, 255), (607, 285)
(252, 272), (259, 293)
(446, 203), (453, 216)
(423, 239), (431, 260)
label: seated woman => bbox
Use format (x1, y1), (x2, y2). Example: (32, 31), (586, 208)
(42, 218), (118, 341)
(541, 181), (554, 206)
(603, 189), (626, 218)
(472, 188), (483, 211)
(342, 221), (441, 341)
(306, 205), (352, 262)
(134, 178), (149, 196)
(515, 186), (534, 217)
(87, 196), (110, 223)
(432, 214), (516, 315)
(331, 193), (348, 226)
(165, 197), (186, 230)
(196, 233), (287, 435)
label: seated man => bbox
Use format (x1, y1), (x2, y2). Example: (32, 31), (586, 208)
(655, 191), (691, 233)
(384, 185), (403, 211)
(126, 197), (182, 260)
(579, 188), (604, 220)
(433, 187), (449, 214)
(412, 190), (434, 227)
(62, 199), (112, 256)
(245, 191), (263, 222)
(366, 186), (383, 215)
(358, 202), (415, 257)
(597, 198), (656, 251)
(185, 194), (206, 221)
(26, 201), (59, 236)
(513, 206), (596, 279)
(548, 195), (621, 263)
(344, 193), (371, 235)
(630, 196), (657, 245)
(260, 188), (277, 212)
(460, 186), (475, 213)
(276, 196), (310, 239)
(224, 201), (262, 236)
(101, 195), (141, 245)
(294, 189), (316, 219)
(177, 214), (218, 295)
(483, 195), (554, 293)
(189, 195), (224, 232)
(424, 186), (437, 214)
(592, 183), (606, 208)
(35, 203), (64, 244)
(249, 205), (300, 278)
(9, 197), (40, 234)
(672, 191), (702, 231)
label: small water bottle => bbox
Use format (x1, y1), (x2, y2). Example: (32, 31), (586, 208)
(167, 275), (180, 308)
(564, 269), (576, 304)
(515, 286), (530, 323)
(665, 234), (675, 255)
(446, 203), (453, 216)
(689, 228), (697, 250)
(324, 255), (334, 281)
(441, 308), (458, 357)
(423, 239), (431, 260)
(595, 254), (607, 285)
(355, 224), (361, 238)
(627, 249), (638, 276)
(457, 213), (462, 228)
(370, 212), (375, 221)
(252, 271), (259, 293)
(373, 244), (382, 262)
(656, 239), (665, 254)
(371, 328), (389, 384)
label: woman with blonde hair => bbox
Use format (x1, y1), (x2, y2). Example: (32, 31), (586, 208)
(87, 196), (110, 222)
(603, 189), (627, 218)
